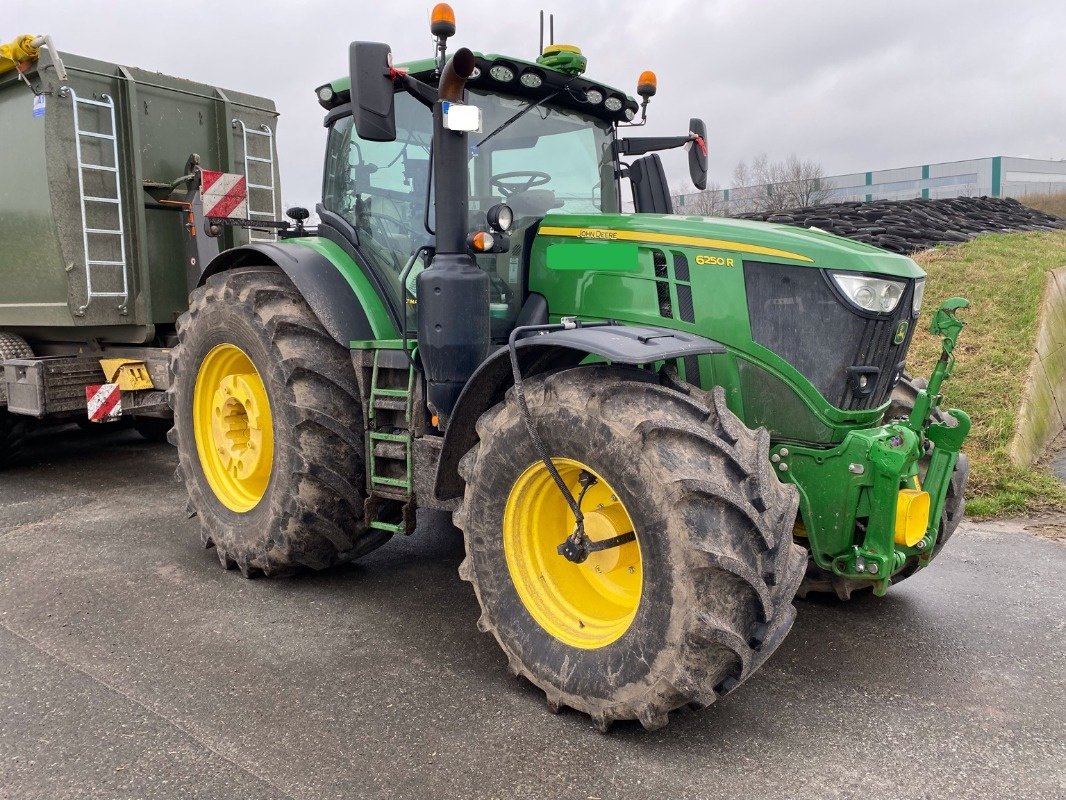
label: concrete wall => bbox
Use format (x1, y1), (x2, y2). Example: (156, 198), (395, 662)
(1010, 267), (1066, 467)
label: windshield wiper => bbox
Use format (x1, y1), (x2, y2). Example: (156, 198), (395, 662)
(476, 89), (562, 149)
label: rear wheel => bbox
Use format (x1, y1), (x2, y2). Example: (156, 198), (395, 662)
(0, 333), (34, 469)
(456, 366), (805, 730)
(170, 267), (389, 577)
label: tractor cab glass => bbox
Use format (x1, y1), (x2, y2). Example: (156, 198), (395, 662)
(322, 87), (618, 334)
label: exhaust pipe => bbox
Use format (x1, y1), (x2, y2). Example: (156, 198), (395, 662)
(438, 47), (475, 103)
(417, 48), (490, 424)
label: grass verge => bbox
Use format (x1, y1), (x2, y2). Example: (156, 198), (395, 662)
(908, 229), (1066, 517)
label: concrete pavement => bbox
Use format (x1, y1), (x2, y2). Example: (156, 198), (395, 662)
(1, 424), (1063, 800)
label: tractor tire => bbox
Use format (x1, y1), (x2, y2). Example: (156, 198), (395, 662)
(170, 267), (389, 577)
(132, 416), (173, 443)
(798, 375), (969, 599)
(0, 333), (34, 469)
(455, 365), (806, 731)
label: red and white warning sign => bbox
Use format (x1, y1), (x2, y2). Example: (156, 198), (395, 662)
(85, 383), (122, 423)
(200, 170), (248, 219)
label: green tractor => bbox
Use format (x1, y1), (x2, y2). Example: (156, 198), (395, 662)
(170, 6), (971, 730)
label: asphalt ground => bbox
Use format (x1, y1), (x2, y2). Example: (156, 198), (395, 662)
(1, 423), (1064, 800)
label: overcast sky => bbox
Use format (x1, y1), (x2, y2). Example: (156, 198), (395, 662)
(10, 1), (1065, 208)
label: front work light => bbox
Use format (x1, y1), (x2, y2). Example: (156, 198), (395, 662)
(486, 203), (514, 232)
(489, 63), (515, 82)
(830, 272), (906, 314)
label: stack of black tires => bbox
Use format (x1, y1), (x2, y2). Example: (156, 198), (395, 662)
(739, 196), (1065, 254)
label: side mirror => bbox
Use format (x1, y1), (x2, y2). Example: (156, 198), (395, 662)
(688, 117), (708, 190)
(349, 41), (396, 142)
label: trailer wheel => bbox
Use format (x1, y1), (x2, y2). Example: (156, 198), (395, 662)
(456, 366), (805, 730)
(0, 333), (34, 469)
(170, 267), (388, 577)
(132, 416), (172, 443)
(798, 375), (969, 600)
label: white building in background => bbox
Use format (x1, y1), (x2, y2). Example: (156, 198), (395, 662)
(675, 156), (1066, 214)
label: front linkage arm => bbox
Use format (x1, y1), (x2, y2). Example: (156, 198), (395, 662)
(905, 298), (972, 572)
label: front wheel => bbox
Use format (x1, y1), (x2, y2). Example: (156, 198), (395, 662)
(456, 366), (806, 730)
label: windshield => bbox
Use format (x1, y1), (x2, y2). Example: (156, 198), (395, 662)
(470, 90), (619, 218)
(322, 87), (618, 318)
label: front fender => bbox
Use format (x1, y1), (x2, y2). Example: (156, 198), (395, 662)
(199, 238), (398, 346)
(433, 325), (726, 501)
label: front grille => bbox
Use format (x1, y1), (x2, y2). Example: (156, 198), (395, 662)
(653, 249), (672, 317)
(744, 262), (915, 410)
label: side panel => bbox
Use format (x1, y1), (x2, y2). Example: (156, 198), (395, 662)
(0, 51), (279, 339)
(0, 72), (69, 328)
(199, 238), (397, 346)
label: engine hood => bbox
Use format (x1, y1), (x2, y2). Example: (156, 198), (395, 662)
(534, 212), (925, 279)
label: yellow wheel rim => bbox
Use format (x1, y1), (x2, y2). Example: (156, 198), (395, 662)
(192, 343), (273, 513)
(503, 458), (642, 650)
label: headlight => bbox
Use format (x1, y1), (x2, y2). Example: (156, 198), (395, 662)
(585, 88), (604, 104)
(912, 278), (926, 317)
(604, 96), (623, 112)
(830, 272), (906, 314)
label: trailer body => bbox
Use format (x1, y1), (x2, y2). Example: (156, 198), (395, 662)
(0, 42), (280, 425)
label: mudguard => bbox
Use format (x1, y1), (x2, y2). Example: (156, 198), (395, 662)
(198, 239), (398, 346)
(433, 325), (726, 501)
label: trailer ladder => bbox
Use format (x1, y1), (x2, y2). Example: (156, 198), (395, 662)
(69, 89), (128, 315)
(232, 118), (277, 243)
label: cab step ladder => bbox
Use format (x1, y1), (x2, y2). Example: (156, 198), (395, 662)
(366, 348), (415, 534)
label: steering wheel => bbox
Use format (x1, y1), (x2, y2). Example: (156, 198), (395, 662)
(491, 171), (552, 197)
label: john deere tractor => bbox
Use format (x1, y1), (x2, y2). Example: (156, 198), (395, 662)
(170, 5), (971, 730)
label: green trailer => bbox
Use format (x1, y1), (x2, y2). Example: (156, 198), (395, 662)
(0, 35), (280, 455)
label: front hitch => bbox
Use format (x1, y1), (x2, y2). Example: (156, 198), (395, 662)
(824, 298), (973, 594)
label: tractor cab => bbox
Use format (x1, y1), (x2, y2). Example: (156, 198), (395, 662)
(316, 37), (705, 344)
(320, 76), (621, 338)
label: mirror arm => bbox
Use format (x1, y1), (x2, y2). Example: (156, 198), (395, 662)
(614, 135), (691, 157)
(401, 74), (439, 110)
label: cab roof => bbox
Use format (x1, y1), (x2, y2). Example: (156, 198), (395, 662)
(318, 51), (639, 126)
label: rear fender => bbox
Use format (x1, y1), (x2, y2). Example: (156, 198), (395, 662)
(433, 325), (726, 501)
(199, 239), (398, 346)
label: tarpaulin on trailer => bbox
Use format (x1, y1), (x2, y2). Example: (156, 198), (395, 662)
(0, 35), (40, 76)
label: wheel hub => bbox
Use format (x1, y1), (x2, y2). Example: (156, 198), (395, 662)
(211, 374), (267, 481)
(503, 458), (642, 650)
(193, 343), (274, 512)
